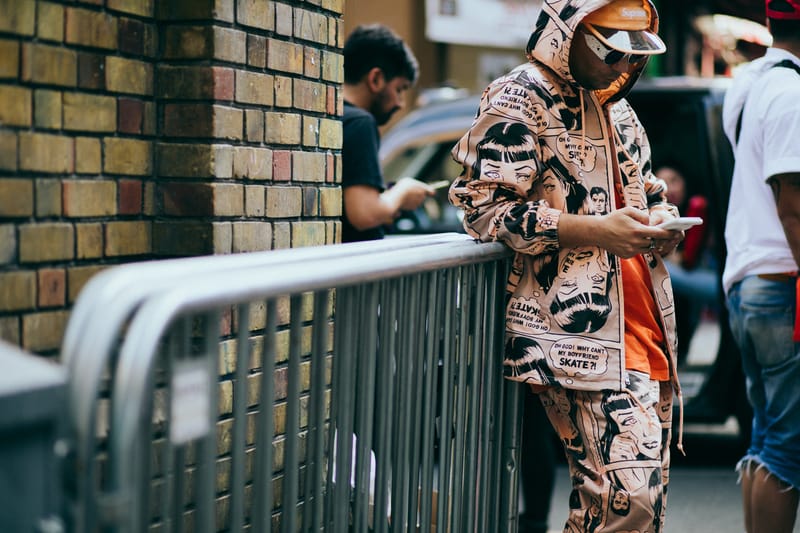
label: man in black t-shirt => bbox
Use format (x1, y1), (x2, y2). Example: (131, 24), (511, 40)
(341, 24), (433, 242)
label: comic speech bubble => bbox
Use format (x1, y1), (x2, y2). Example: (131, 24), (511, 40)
(506, 296), (550, 334)
(556, 132), (597, 172)
(550, 337), (608, 377)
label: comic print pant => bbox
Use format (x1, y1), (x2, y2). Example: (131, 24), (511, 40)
(537, 371), (673, 533)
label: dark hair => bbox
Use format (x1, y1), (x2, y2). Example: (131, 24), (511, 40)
(768, 18), (800, 40)
(343, 24), (419, 85)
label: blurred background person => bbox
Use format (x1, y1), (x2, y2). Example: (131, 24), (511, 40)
(341, 24), (434, 243)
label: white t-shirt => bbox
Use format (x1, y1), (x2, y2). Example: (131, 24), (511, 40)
(721, 48), (800, 294)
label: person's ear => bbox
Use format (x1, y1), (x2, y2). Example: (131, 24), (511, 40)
(366, 67), (386, 93)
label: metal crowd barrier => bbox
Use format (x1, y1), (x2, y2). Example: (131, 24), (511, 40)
(60, 233), (521, 532)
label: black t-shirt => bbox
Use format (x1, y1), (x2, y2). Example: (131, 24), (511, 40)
(341, 101), (386, 242)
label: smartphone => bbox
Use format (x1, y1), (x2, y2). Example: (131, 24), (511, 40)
(657, 217), (703, 231)
(428, 180), (451, 190)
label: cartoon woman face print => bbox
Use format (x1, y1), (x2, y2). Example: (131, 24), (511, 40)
(533, 170), (570, 211)
(475, 121), (540, 189)
(549, 246), (613, 334)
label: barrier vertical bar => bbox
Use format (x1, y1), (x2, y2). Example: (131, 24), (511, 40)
(230, 303), (251, 531)
(282, 295), (303, 533)
(254, 299), (277, 533)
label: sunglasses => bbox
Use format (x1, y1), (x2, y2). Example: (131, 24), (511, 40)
(582, 30), (648, 66)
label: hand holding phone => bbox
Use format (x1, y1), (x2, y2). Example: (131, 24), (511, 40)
(656, 217), (703, 231)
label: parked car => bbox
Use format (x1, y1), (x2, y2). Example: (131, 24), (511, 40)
(379, 77), (751, 447)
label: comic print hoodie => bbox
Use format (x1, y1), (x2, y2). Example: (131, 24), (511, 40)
(448, 0), (680, 394)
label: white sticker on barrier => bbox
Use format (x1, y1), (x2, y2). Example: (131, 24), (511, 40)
(170, 360), (211, 444)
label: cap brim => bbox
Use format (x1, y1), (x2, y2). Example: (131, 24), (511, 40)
(585, 23), (666, 55)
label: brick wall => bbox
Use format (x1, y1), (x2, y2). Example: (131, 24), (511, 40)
(0, 0), (345, 354)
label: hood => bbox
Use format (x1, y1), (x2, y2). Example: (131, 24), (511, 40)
(527, 0), (660, 101)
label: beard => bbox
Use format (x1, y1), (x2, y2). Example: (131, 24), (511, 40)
(370, 97), (399, 126)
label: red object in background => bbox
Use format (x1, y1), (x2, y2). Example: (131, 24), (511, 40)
(681, 195), (708, 269)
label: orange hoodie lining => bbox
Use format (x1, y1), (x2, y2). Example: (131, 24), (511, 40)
(611, 156), (669, 381)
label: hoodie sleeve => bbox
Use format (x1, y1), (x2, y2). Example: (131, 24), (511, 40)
(447, 82), (562, 257)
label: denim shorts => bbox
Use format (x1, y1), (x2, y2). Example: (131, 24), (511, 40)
(727, 274), (800, 488)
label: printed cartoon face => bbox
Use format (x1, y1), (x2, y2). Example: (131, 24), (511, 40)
(590, 186), (609, 215)
(475, 121), (539, 188)
(611, 488), (631, 515)
(550, 247), (612, 333)
(480, 157), (538, 184)
(557, 248), (609, 301)
(534, 171), (570, 210)
(608, 396), (638, 431)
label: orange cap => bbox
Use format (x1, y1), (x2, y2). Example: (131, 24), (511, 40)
(583, 0), (653, 30)
(582, 0), (666, 55)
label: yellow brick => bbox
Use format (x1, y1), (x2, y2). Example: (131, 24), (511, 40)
(211, 105), (243, 140)
(76, 222), (103, 259)
(75, 137), (101, 174)
(67, 265), (106, 303)
(236, 0), (274, 31)
(22, 310), (70, 352)
(21, 43), (77, 86)
(274, 76), (292, 107)
(63, 92), (116, 132)
(235, 70), (273, 106)
(65, 7), (118, 49)
(0, 0), (35, 36)
(107, 0), (154, 17)
(34, 89), (61, 129)
(213, 183), (244, 216)
(302, 116), (318, 147)
(0, 271), (36, 311)
(232, 221), (271, 253)
(0, 178), (33, 217)
(106, 56), (153, 95)
(0, 224), (15, 264)
(265, 186), (302, 218)
(291, 221), (326, 248)
(157, 143), (233, 179)
(291, 151), (326, 183)
(264, 112), (301, 145)
(37, 2), (64, 42)
(19, 223), (74, 263)
(266, 39), (303, 74)
(19, 132), (73, 173)
(105, 220), (151, 256)
(35, 178), (61, 217)
(321, 50), (343, 83)
(104, 138), (152, 176)
(0, 85), (31, 126)
(293, 8), (327, 45)
(0, 131), (16, 171)
(244, 184), (265, 216)
(318, 117), (342, 149)
(0, 39), (19, 78)
(233, 146), (271, 180)
(213, 27), (246, 64)
(0, 317), (20, 345)
(319, 186), (342, 217)
(63, 179), (117, 217)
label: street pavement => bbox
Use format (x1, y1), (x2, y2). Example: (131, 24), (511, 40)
(545, 418), (800, 532)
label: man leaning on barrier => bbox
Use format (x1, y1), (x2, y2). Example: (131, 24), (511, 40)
(448, 1), (688, 531)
